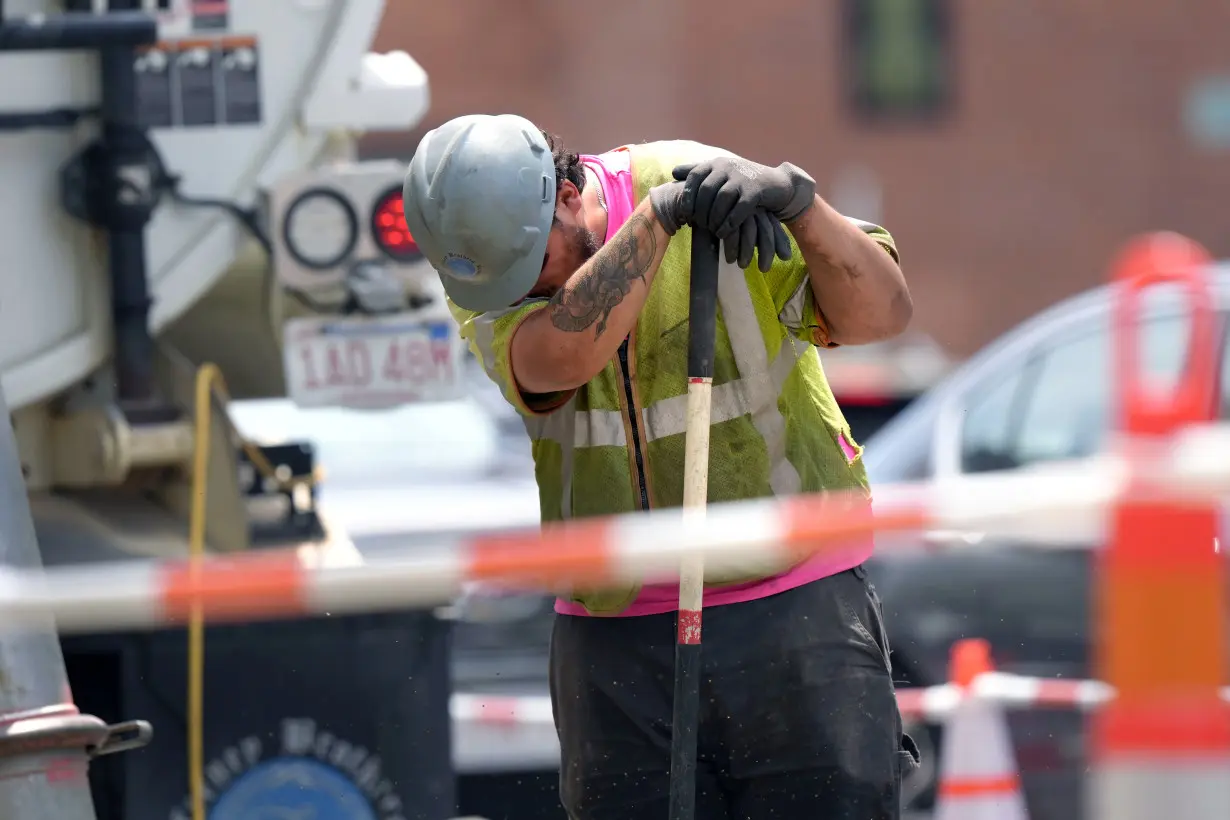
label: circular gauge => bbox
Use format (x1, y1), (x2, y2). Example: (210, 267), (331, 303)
(371, 185), (423, 262)
(282, 188), (359, 270)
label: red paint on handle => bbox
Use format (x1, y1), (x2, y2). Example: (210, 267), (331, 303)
(677, 609), (702, 644)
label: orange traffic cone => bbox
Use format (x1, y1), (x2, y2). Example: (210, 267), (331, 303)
(934, 639), (1029, 820)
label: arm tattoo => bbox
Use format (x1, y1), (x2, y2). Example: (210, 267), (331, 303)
(548, 213), (658, 337)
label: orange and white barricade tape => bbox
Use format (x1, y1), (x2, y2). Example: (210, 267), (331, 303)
(449, 693), (558, 774)
(897, 673), (1113, 722)
(896, 672), (1230, 723)
(0, 417), (1226, 635)
(450, 693), (554, 726)
(447, 665), (1230, 730)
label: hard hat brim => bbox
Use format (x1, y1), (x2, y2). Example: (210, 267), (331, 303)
(437, 223), (550, 313)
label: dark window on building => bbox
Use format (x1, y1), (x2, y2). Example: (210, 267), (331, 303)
(843, 0), (952, 122)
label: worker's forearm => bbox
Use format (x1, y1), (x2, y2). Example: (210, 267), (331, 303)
(788, 195), (913, 345)
(545, 198), (671, 380)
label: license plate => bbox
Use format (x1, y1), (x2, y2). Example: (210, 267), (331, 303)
(282, 314), (466, 410)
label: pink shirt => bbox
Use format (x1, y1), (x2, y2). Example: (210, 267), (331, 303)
(554, 150), (874, 618)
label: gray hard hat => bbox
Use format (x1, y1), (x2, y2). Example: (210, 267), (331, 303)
(402, 114), (557, 312)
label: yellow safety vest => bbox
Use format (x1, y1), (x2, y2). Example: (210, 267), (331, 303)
(451, 140), (899, 614)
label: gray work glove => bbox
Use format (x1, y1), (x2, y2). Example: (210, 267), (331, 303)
(649, 180), (793, 273)
(648, 180), (691, 236)
(672, 157), (817, 238)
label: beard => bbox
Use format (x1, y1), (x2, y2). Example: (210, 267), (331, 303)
(566, 221), (603, 266)
(528, 220), (606, 301)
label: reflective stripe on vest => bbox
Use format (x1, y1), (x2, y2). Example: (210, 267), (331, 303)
(520, 261), (812, 512)
(521, 397), (625, 519)
(470, 312), (501, 381)
(714, 259), (804, 497)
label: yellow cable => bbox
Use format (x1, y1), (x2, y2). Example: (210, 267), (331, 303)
(188, 364), (319, 820)
(188, 363), (217, 820)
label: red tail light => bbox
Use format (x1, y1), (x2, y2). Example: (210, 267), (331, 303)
(371, 186), (422, 262)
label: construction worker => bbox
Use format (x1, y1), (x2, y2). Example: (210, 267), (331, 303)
(403, 114), (920, 819)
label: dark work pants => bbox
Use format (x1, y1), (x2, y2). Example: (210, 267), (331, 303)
(549, 566), (920, 820)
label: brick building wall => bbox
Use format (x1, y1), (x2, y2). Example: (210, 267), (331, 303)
(364, 0), (1230, 357)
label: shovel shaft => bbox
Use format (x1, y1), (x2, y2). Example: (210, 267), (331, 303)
(668, 227), (720, 820)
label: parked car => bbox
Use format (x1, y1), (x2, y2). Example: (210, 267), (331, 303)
(862, 265), (1230, 818)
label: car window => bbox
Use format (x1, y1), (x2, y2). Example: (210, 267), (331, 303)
(959, 365), (1031, 472)
(1013, 327), (1112, 463)
(960, 310), (1195, 473)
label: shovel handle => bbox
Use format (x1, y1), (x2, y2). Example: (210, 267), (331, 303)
(668, 227), (721, 820)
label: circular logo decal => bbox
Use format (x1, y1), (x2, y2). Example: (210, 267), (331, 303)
(211, 757), (378, 820)
(441, 253), (480, 280)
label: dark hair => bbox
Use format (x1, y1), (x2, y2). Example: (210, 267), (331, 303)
(541, 129), (585, 194)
